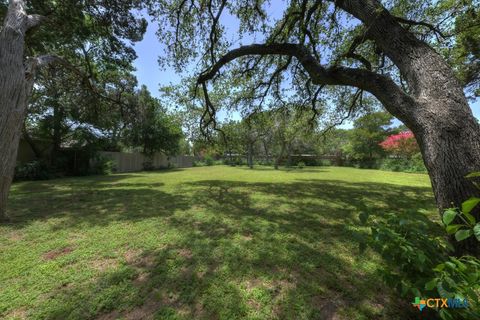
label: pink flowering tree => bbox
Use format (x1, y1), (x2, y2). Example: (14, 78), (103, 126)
(379, 131), (419, 159)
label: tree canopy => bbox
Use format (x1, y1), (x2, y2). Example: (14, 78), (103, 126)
(147, 0), (479, 130)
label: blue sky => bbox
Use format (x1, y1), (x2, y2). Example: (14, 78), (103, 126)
(132, 14), (480, 125)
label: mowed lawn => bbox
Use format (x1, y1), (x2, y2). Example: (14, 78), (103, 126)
(0, 166), (440, 320)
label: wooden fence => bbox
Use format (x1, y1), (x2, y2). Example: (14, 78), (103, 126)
(98, 151), (194, 173)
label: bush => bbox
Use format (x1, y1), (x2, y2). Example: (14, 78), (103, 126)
(204, 155), (214, 166)
(223, 157), (246, 166)
(348, 159), (382, 169)
(142, 161), (155, 171)
(380, 153), (426, 173)
(360, 174), (480, 320)
(14, 160), (50, 181)
(297, 161), (305, 169)
(91, 155), (117, 175)
(319, 159), (332, 166)
(193, 160), (205, 167)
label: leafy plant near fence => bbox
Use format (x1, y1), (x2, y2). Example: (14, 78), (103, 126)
(360, 172), (480, 319)
(380, 153), (426, 173)
(90, 155), (117, 175)
(14, 160), (50, 181)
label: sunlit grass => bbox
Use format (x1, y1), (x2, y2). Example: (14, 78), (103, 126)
(0, 166), (438, 319)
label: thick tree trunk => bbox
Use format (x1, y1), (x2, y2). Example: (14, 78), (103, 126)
(412, 103), (480, 255)
(0, 0), (38, 221)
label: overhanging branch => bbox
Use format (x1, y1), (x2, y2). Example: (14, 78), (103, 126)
(197, 43), (415, 123)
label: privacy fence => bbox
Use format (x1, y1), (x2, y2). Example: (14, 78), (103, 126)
(98, 151), (194, 173)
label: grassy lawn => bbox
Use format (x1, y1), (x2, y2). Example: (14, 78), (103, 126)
(0, 166), (440, 320)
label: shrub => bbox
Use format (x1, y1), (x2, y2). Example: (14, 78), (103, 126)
(360, 173), (480, 319)
(380, 153), (426, 173)
(380, 158), (411, 172)
(193, 161), (205, 167)
(204, 155), (214, 166)
(319, 159), (332, 166)
(91, 155), (117, 175)
(142, 160), (155, 171)
(14, 160), (50, 181)
(297, 161), (305, 169)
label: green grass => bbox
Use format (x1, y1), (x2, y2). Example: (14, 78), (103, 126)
(0, 166), (440, 319)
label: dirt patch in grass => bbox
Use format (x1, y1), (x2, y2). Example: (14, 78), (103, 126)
(4, 307), (28, 320)
(7, 230), (24, 242)
(123, 248), (157, 269)
(90, 257), (118, 272)
(311, 295), (343, 320)
(241, 233), (253, 241)
(96, 294), (161, 320)
(177, 248), (193, 259)
(42, 246), (74, 260)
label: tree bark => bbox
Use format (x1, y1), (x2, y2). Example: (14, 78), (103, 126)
(0, 0), (35, 221)
(412, 103), (480, 255)
(0, 1), (48, 221)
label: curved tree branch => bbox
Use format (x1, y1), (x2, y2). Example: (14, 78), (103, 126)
(197, 43), (416, 123)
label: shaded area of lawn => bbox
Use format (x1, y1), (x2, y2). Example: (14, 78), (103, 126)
(0, 166), (438, 319)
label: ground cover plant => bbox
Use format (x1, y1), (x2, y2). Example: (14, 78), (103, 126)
(0, 166), (440, 319)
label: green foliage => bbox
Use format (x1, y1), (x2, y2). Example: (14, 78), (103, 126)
(124, 86), (183, 158)
(142, 161), (155, 171)
(343, 112), (393, 167)
(297, 161), (305, 169)
(14, 160), (50, 181)
(442, 196), (480, 242)
(380, 153), (426, 173)
(90, 155), (117, 175)
(193, 155), (218, 167)
(204, 155), (214, 166)
(319, 159), (332, 166)
(362, 173), (480, 319)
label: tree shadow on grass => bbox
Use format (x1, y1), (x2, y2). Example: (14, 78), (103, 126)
(6, 174), (190, 230)
(234, 166), (328, 173)
(3, 177), (438, 319)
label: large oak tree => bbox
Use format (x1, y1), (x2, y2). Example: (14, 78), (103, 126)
(0, 0), (146, 220)
(149, 0), (480, 253)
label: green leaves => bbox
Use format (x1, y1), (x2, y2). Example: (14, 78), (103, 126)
(443, 197), (479, 241)
(443, 209), (457, 226)
(455, 229), (473, 242)
(474, 223), (480, 241)
(445, 224), (463, 235)
(465, 172), (480, 178)
(425, 278), (437, 290)
(462, 197), (480, 214)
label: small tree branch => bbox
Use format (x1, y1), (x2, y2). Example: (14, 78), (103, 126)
(26, 54), (131, 110)
(26, 14), (45, 30)
(394, 16), (446, 39)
